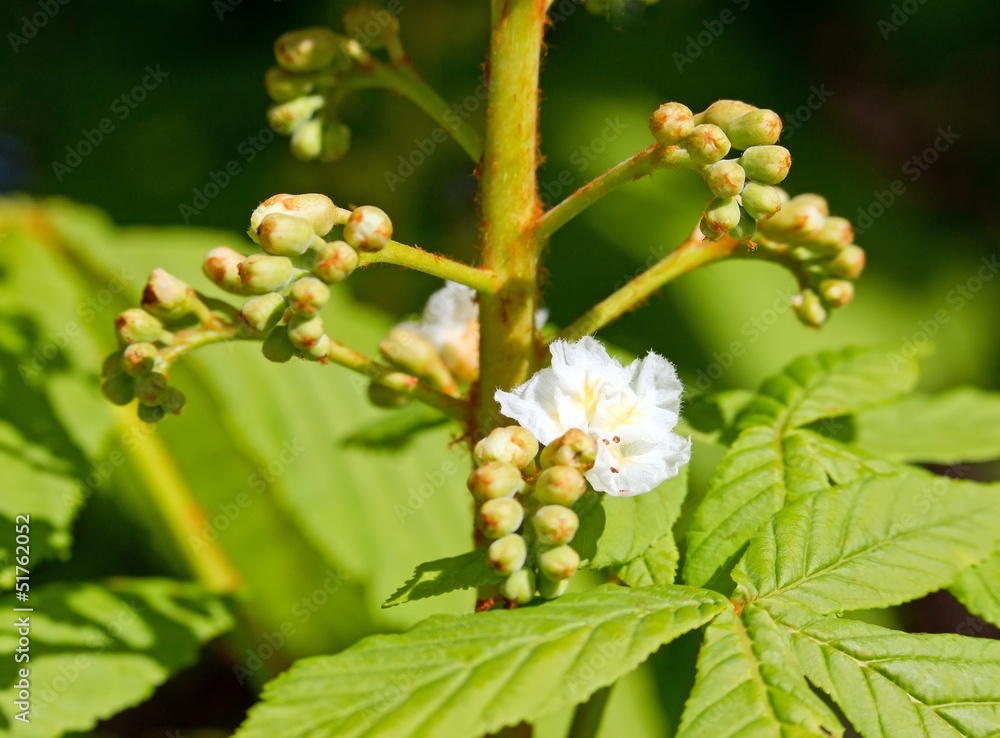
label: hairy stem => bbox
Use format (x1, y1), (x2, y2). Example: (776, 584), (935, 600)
(535, 145), (660, 240)
(557, 232), (741, 341)
(357, 240), (501, 293)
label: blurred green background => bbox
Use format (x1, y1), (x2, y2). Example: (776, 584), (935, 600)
(2, 1), (998, 736)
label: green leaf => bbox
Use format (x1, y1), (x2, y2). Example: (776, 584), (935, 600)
(0, 578), (232, 738)
(949, 549), (1000, 629)
(733, 473), (1000, 614)
(235, 585), (727, 738)
(679, 389), (756, 446)
(676, 606), (842, 738)
(852, 388), (1000, 463)
(340, 404), (452, 451)
(684, 346), (920, 589)
(772, 603), (1000, 738)
(383, 548), (502, 608)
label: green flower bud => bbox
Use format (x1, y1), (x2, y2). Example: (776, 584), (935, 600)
(534, 466), (587, 506)
(656, 145), (693, 169)
(274, 27), (343, 72)
(303, 333), (331, 362)
(812, 216), (854, 254)
(757, 195), (825, 244)
(473, 426), (539, 469)
(791, 193), (829, 217)
(829, 244), (866, 279)
(320, 122), (352, 163)
(343, 4), (400, 50)
(532, 505), (580, 546)
(267, 95), (325, 136)
(477, 497), (525, 539)
(290, 119), (323, 161)
(487, 534), (527, 575)
(115, 308), (165, 345)
(538, 575), (570, 600)
(121, 342), (158, 376)
(250, 193), (342, 240)
(726, 109), (783, 150)
(540, 429), (597, 471)
(239, 293), (287, 333)
(501, 568), (536, 605)
(739, 146), (792, 185)
(368, 372), (415, 408)
(239, 254), (294, 294)
(649, 102), (694, 146)
(313, 240), (359, 284)
(161, 386), (186, 415)
(288, 276), (330, 317)
(257, 213), (314, 257)
(379, 326), (454, 391)
(141, 269), (195, 321)
(728, 207), (757, 242)
(137, 403), (166, 424)
(698, 99), (757, 129)
(792, 289), (828, 328)
(264, 66), (316, 103)
(344, 205), (393, 252)
(287, 314), (326, 350)
(203, 246), (246, 294)
(101, 372), (135, 406)
(704, 160), (746, 198)
(538, 545), (580, 581)
(468, 461), (526, 501)
(739, 182), (783, 221)
(700, 197), (742, 240)
(684, 124), (731, 166)
(819, 279), (854, 307)
(262, 325), (296, 363)
(135, 372), (169, 407)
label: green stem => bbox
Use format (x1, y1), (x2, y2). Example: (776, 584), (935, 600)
(535, 145), (660, 240)
(357, 239), (501, 293)
(567, 685), (612, 738)
(557, 232), (741, 341)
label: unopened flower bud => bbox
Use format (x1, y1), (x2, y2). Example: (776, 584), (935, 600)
(239, 254), (294, 294)
(829, 244), (866, 279)
(313, 240), (359, 284)
(468, 461), (526, 501)
(540, 429), (598, 471)
(758, 196), (825, 244)
(739, 146), (792, 184)
(291, 119), (323, 160)
(487, 534), (527, 575)
(379, 327), (454, 391)
(251, 193), (342, 240)
(320, 122), (352, 163)
(264, 66), (316, 102)
(474, 426), (539, 469)
(728, 208), (757, 242)
(344, 205), (393, 252)
(303, 333), (331, 362)
(538, 545), (580, 581)
(700, 197), (742, 240)
(684, 124), (731, 166)
(819, 279), (854, 307)
(657, 145), (693, 169)
(704, 160), (746, 198)
(812, 216), (854, 253)
(262, 325), (296, 363)
(739, 182), (783, 221)
(726, 109), (782, 150)
(267, 95), (325, 135)
(649, 102), (694, 146)
(538, 575), (569, 600)
(203, 246), (246, 294)
(287, 314), (326, 350)
(142, 269), (195, 321)
(478, 497), (525, 539)
(532, 505), (580, 546)
(791, 193), (829, 217)
(534, 466), (587, 506)
(101, 372), (135, 406)
(274, 27), (343, 72)
(240, 292), (287, 333)
(501, 568), (536, 605)
(288, 276), (330, 316)
(258, 213), (315, 256)
(136, 372), (169, 407)
(368, 372), (415, 408)
(137, 403), (166, 424)
(699, 99), (757, 129)
(121, 342), (158, 376)
(343, 4), (400, 50)
(791, 289), (828, 328)
(161, 386), (186, 415)
(115, 309), (165, 344)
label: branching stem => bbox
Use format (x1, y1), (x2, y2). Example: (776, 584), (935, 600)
(357, 240), (501, 293)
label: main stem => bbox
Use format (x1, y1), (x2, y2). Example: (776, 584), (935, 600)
(475, 0), (547, 438)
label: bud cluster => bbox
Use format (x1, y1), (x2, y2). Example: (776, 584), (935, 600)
(265, 8), (404, 163)
(649, 100), (791, 243)
(470, 426), (597, 606)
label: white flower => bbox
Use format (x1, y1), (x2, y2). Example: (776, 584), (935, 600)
(495, 337), (691, 497)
